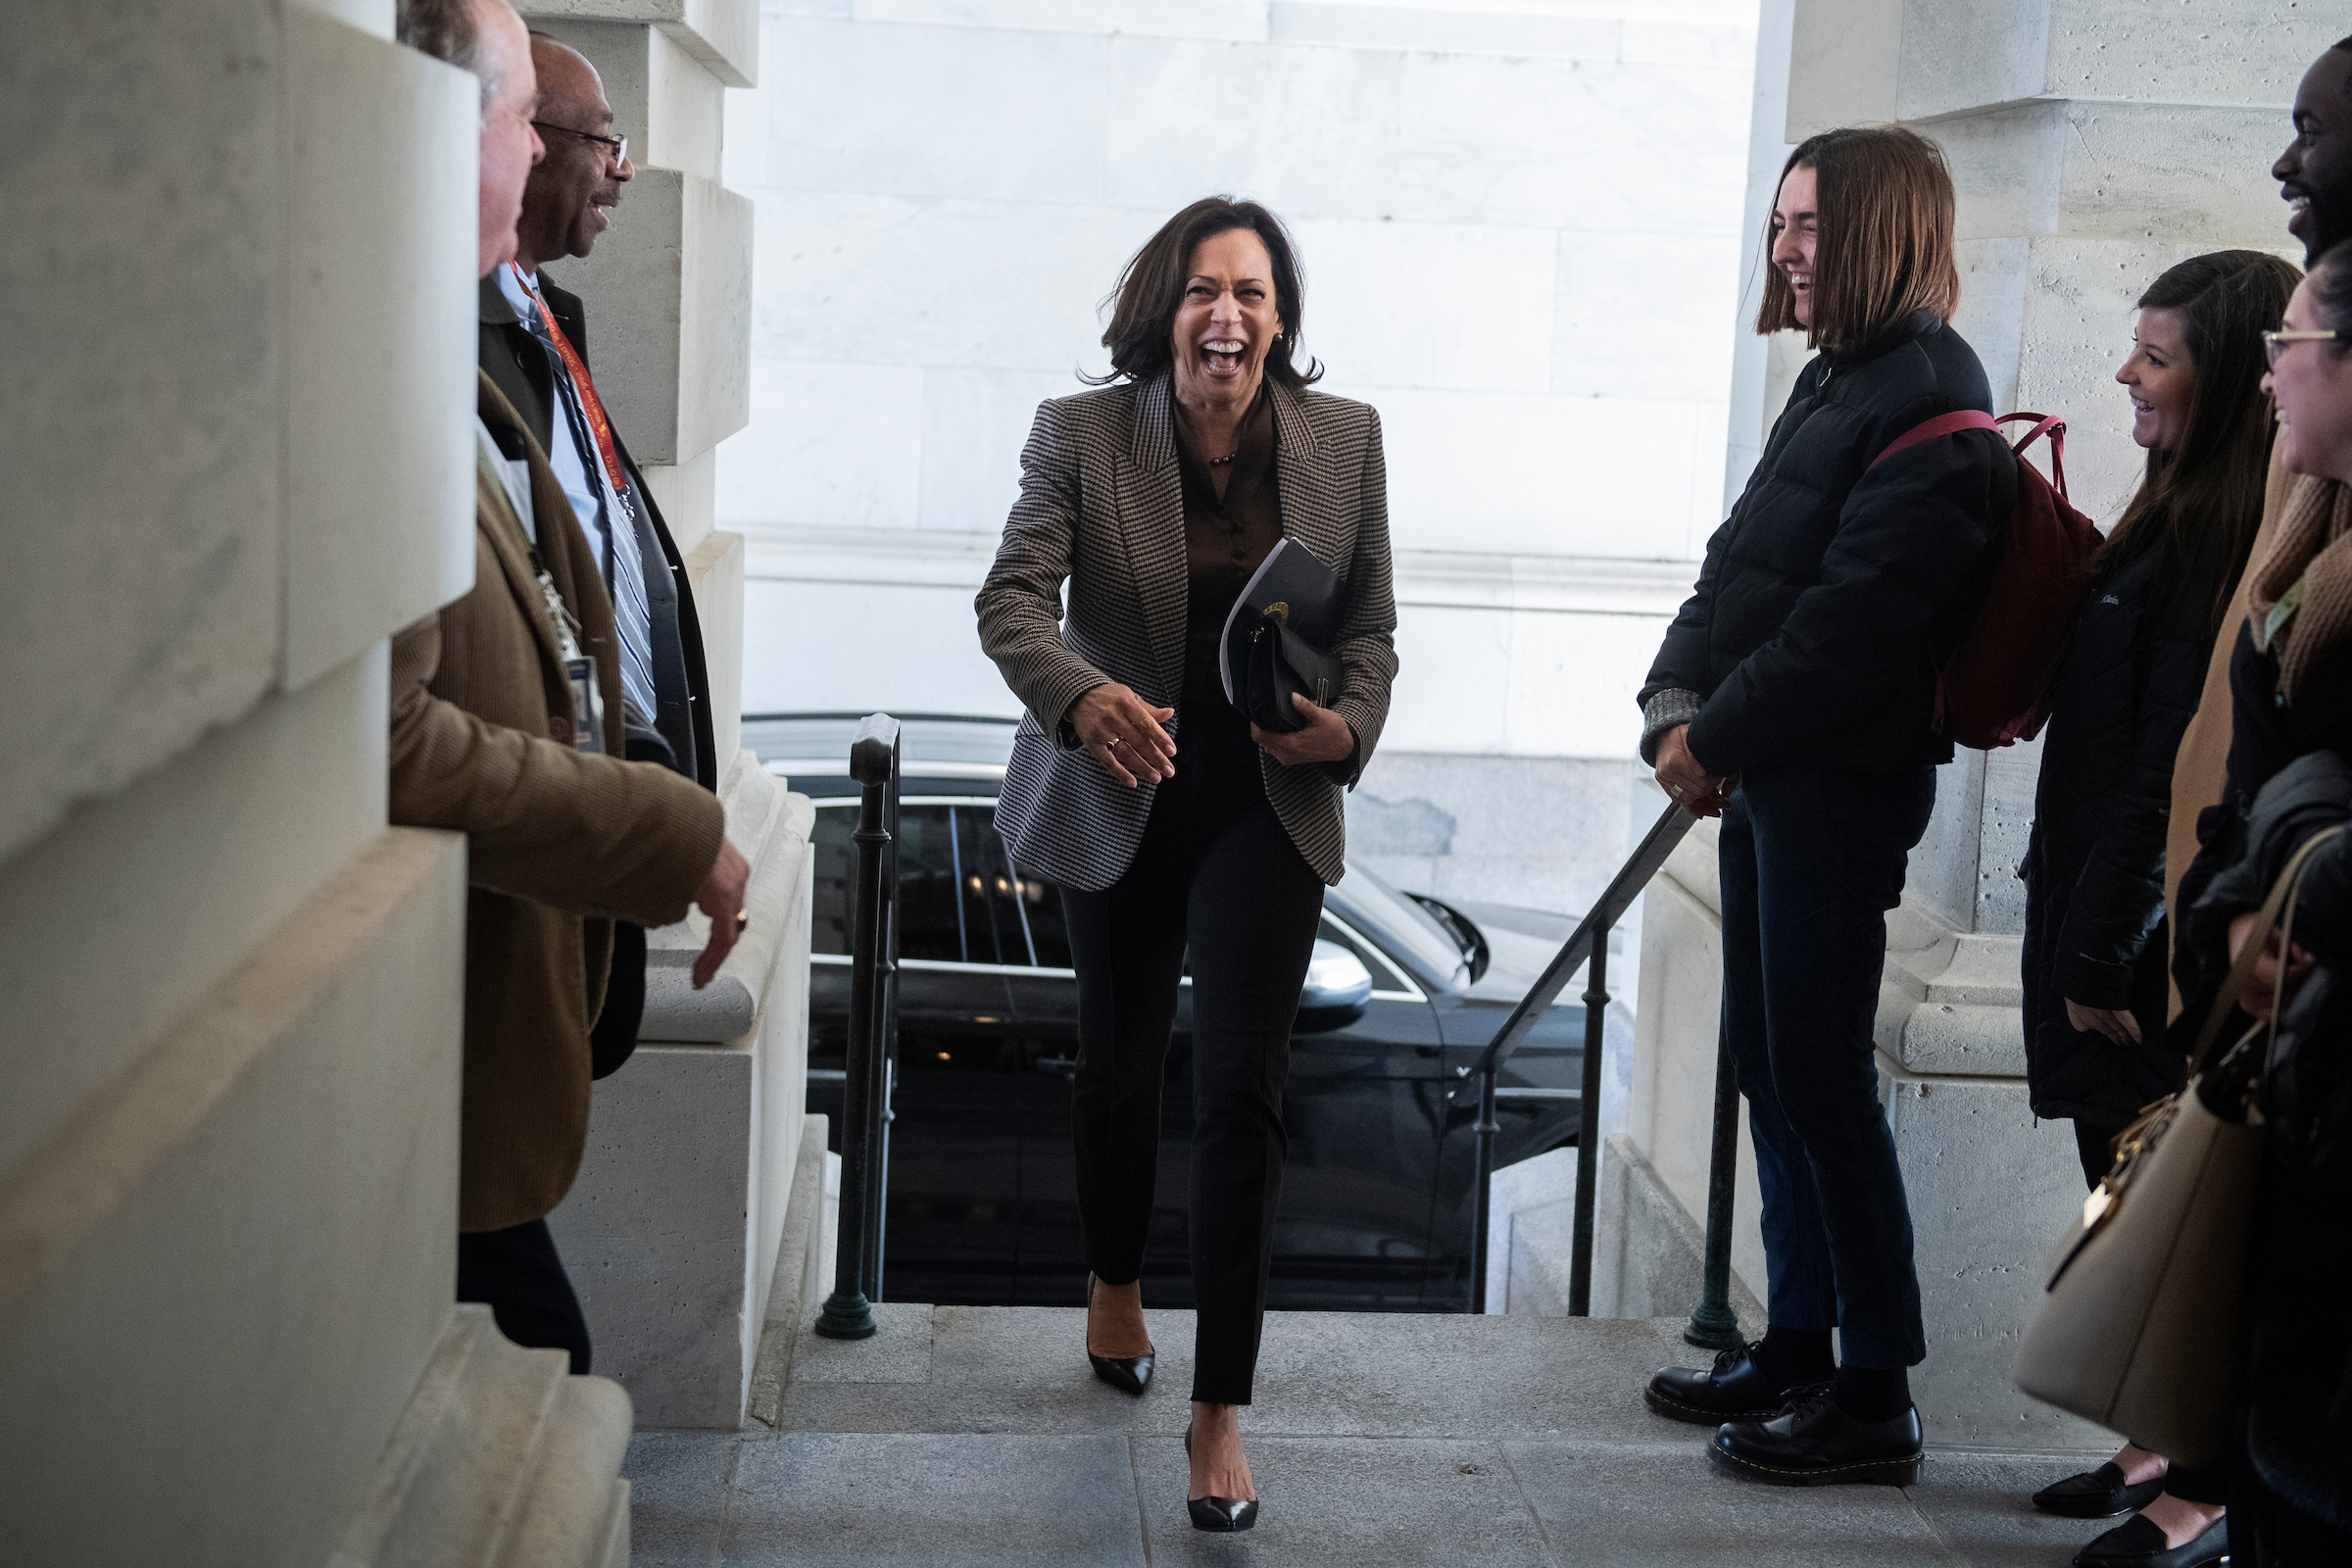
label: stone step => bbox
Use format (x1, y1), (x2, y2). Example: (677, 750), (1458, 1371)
(622, 1304), (2118, 1567)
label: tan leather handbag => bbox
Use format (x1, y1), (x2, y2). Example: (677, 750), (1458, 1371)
(2011, 825), (2343, 1463)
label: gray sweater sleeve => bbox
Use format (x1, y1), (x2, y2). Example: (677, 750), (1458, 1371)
(1641, 688), (1702, 766)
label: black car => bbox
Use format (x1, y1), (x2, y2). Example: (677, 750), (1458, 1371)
(748, 713), (1621, 1314)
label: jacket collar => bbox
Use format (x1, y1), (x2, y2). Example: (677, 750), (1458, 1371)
(1822, 307), (1943, 368)
(480, 268), (522, 327)
(1130, 372), (1319, 468)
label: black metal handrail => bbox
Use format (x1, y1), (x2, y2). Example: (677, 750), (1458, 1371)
(813, 714), (903, 1341)
(1461, 800), (1696, 1314)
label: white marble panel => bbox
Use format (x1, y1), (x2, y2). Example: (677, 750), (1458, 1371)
(1499, 608), (1671, 760)
(1291, 217), (1557, 393)
(641, 445), (718, 555)
(859, 0), (1269, 39)
(681, 171), (759, 458)
(1268, 4), (1622, 61)
(757, 17), (1110, 203)
(1393, 52), (1753, 232)
(746, 193), (1138, 371)
(719, 359), (925, 529)
(3, 0), (283, 863)
(1622, 17), (1758, 67)
(284, 9), (477, 691)
(917, 368), (1088, 534)
(1553, 227), (1742, 402)
(1360, 386), (1703, 559)
(741, 578), (1026, 718)
(686, 532), (748, 765)
(1105, 34), (1403, 221)
(1381, 604), (1512, 754)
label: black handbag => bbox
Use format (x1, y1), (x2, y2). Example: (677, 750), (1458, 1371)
(1221, 538), (1347, 733)
(1244, 608), (1345, 733)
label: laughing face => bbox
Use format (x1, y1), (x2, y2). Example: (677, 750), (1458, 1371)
(1169, 227), (1285, 414)
(516, 37), (632, 271)
(2278, 49), (2352, 265)
(2116, 307), (2194, 454)
(1769, 163), (1819, 328)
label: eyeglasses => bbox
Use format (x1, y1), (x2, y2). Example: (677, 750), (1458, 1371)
(532, 121), (628, 165)
(2263, 327), (2352, 368)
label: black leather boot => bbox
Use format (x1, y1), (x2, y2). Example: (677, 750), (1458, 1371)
(1708, 1383), (1924, 1487)
(1645, 1341), (1809, 1426)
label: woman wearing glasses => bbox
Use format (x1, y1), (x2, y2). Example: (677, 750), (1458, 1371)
(1638, 125), (2008, 1486)
(2162, 243), (2352, 1567)
(2018, 250), (2294, 1568)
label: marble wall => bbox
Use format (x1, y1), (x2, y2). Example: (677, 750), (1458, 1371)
(715, 0), (1760, 914)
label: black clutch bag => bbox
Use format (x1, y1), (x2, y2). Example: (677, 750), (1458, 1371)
(1221, 539), (1347, 734)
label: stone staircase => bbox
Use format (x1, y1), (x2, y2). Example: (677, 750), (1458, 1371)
(620, 1300), (2112, 1566)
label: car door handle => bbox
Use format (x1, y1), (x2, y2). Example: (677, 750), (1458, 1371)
(1494, 1087), (1581, 1101)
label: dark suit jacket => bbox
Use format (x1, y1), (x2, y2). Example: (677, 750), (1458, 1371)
(479, 270), (718, 793)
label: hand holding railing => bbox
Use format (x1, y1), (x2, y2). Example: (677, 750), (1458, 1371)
(813, 714), (903, 1341)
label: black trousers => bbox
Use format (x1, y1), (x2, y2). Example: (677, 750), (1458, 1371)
(1059, 786), (1325, 1405)
(1720, 764), (1936, 1369)
(458, 1217), (591, 1374)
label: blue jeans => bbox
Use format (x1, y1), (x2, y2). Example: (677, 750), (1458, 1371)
(1718, 763), (1936, 1369)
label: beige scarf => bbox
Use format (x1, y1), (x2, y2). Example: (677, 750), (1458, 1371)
(2247, 473), (2352, 701)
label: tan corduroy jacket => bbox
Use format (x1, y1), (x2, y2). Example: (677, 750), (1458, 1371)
(2163, 438), (2295, 1014)
(390, 370), (725, 1231)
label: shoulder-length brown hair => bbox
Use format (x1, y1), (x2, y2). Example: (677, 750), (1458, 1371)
(1755, 125), (1960, 351)
(2098, 250), (2300, 632)
(1086, 197), (1322, 390)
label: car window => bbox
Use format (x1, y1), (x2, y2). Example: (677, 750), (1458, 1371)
(1329, 859), (1469, 985)
(808, 802), (964, 961)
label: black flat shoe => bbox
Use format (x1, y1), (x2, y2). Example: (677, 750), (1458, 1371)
(1184, 1423), (1259, 1533)
(1085, 1274), (1153, 1396)
(2034, 1461), (2171, 1519)
(2072, 1512), (2228, 1568)
(1709, 1384), (1923, 1488)
(1645, 1340), (1812, 1426)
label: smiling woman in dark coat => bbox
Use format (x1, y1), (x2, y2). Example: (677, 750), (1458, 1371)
(2018, 249), (2295, 1565)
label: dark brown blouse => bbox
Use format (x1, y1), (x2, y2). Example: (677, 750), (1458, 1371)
(1176, 383), (1283, 590)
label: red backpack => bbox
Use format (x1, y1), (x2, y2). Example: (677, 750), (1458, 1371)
(1869, 410), (2102, 750)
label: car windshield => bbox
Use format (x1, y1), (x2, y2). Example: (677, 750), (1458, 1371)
(1332, 859), (1472, 985)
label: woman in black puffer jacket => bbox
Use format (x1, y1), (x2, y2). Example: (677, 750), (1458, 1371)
(2020, 251), (2295, 1565)
(1637, 126), (2012, 1487)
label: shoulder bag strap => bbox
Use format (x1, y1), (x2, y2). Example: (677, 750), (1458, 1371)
(2187, 823), (2350, 1073)
(1869, 409), (2002, 471)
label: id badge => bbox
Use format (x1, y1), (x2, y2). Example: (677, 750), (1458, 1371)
(565, 656), (607, 754)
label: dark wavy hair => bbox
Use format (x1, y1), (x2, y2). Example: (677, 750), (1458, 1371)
(2099, 249), (2301, 633)
(1086, 197), (1321, 389)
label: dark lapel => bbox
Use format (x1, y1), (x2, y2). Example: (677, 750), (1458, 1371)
(1266, 379), (1336, 569)
(1118, 375), (1190, 706)
(479, 270), (557, 454)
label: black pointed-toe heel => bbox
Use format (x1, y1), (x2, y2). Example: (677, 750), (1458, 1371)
(1085, 1274), (1154, 1396)
(1185, 1423), (1260, 1533)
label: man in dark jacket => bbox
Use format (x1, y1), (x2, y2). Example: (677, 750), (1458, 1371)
(481, 32), (722, 1070)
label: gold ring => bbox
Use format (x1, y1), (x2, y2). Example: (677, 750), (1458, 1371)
(1106, 737), (1120, 750)
(735, 911), (750, 932)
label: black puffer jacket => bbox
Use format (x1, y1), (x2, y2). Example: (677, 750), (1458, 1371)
(2021, 551), (2222, 1120)
(1642, 310), (2014, 773)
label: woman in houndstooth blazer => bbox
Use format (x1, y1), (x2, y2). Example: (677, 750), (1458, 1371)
(976, 198), (1396, 1534)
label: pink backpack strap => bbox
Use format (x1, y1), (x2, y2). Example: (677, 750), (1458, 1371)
(1998, 412), (2069, 499)
(1870, 409), (2001, 470)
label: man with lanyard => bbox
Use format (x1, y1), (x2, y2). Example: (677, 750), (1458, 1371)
(391, 0), (748, 1375)
(481, 31), (721, 1073)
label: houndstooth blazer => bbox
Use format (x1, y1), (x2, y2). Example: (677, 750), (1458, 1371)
(975, 373), (1398, 892)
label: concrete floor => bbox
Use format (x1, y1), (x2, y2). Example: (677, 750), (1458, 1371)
(625, 1304), (2114, 1567)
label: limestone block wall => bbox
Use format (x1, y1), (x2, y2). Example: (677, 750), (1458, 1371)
(0, 2), (630, 1559)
